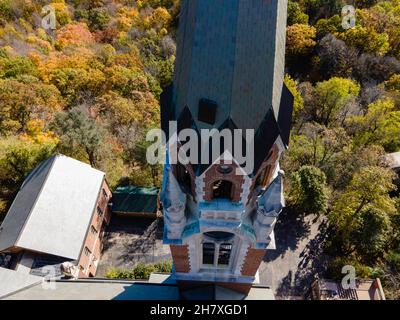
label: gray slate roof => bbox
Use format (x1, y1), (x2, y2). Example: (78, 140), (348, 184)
(173, 0), (288, 131)
(0, 155), (105, 260)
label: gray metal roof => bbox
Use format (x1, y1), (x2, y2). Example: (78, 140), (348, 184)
(2, 274), (275, 300)
(0, 267), (42, 299)
(387, 152), (400, 169)
(0, 155), (105, 260)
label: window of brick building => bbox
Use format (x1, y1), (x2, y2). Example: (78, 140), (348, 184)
(91, 226), (97, 235)
(84, 247), (91, 256)
(102, 188), (109, 200)
(97, 206), (103, 217)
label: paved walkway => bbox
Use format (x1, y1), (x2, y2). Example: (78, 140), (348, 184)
(259, 208), (330, 299)
(97, 216), (171, 276)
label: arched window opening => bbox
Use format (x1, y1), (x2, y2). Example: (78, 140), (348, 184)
(176, 163), (192, 193)
(212, 180), (233, 200)
(202, 232), (235, 268)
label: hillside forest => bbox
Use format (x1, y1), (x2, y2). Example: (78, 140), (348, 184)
(0, 0), (400, 298)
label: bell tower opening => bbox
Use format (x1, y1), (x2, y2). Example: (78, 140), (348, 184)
(212, 180), (233, 200)
(176, 163), (192, 194)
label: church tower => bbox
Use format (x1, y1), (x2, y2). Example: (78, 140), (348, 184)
(160, 0), (294, 295)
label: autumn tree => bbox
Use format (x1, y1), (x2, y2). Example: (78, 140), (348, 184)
(286, 23), (317, 56)
(0, 78), (64, 135)
(311, 77), (360, 126)
(0, 137), (56, 187)
(348, 99), (400, 152)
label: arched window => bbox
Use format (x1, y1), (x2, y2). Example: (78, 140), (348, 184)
(212, 180), (233, 200)
(176, 163), (192, 193)
(202, 232), (234, 268)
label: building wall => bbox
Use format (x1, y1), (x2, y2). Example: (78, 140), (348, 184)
(78, 180), (112, 277)
(241, 248), (266, 277)
(170, 244), (191, 273)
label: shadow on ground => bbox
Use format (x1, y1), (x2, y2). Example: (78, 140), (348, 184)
(275, 220), (330, 298)
(97, 216), (170, 276)
(264, 207), (311, 263)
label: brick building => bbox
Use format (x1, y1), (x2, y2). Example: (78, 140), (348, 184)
(160, 0), (293, 295)
(0, 154), (111, 278)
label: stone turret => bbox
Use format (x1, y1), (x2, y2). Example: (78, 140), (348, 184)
(162, 166), (187, 240)
(254, 171), (285, 244)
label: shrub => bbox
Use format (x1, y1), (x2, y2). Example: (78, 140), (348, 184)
(154, 260), (172, 273)
(133, 262), (155, 280)
(105, 261), (172, 280)
(386, 251), (400, 272)
(104, 267), (135, 280)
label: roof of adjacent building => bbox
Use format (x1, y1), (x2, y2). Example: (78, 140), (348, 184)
(0, 154), (105, 260)
(387, 152), (400, 169)
(112, 186), (159, 215)
(314, 278), (385, 300)
(0, 267), (42, 299)
(2, 273), (275, 300)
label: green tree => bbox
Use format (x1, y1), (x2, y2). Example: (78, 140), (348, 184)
(287, 1), (309, 25)
(329, 166), (397, 254)
(313, 77), (360, 126)
(51, 107), (106, 167)
(0, 55), (37, 79)
(0, 137), (56, 187)
(348, 99), (400, 152)
(284, 74), (304, 121)
(289, 165), (329, 214)
(88, 7), (111, 31)
(337, 26), (390, 55)
(354, 207), (391, 259)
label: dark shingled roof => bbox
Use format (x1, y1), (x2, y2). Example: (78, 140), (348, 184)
(277, 83), (294, 148)
(112, 186), (159, 215)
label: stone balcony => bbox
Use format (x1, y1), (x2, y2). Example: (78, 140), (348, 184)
(199, 199), (244, 222)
